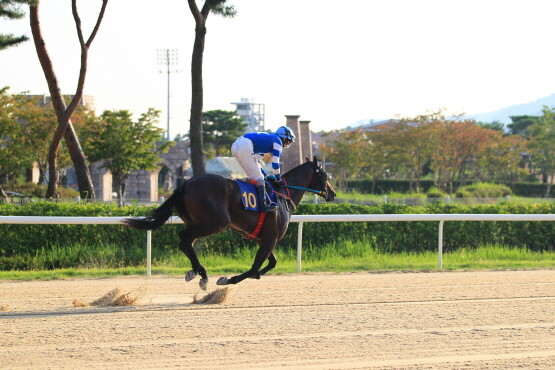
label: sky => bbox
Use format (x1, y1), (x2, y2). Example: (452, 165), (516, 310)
(2, 0), (555, 137)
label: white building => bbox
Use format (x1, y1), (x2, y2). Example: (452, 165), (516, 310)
(230, 97), (265, 132)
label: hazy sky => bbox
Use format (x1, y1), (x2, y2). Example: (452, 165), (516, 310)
(2, 0), (555, 137)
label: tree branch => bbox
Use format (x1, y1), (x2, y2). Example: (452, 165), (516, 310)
(188, 0), (204, 24)
(67, 0), (108, 117)
(84, 0), (108, 48)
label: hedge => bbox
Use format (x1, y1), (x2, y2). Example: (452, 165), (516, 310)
(347, 179), (553, 197)
(1, 201), (554, 268)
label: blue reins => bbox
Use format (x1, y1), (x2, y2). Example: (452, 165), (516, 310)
(282, 185), (326, 196)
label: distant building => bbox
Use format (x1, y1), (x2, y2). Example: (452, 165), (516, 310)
(186, 157), (246, 178)
(230, 97), (265, 132)
(28, 94), (95, 112)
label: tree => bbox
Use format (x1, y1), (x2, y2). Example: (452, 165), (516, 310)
(320, 129), (367, 188)
(476, 121), (506, 133)
(393, 115), (437, 192)
(507, 115), (540, 137)
(0, 88), (35, 193)
(526, 107), (555, 196)
(187, 0), (236, 176)
(29, 0), (107, 198)
(476, 133), (527, 184)
(202, 109), (246, 157)
(429, 120), (497, 193)
(81, 109), (172, 200)
(0, 0), (30, 50)
(14, 93), (78, 185)
(361, 129), (393, 193)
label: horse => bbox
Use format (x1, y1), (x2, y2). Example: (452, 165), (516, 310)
(122, 157), (336, 290)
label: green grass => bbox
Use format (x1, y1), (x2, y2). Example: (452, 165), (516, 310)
(332, 190), (427, 201)
(1, 242), (553, 280)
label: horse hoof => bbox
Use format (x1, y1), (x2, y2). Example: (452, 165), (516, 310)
(184, 270), (197, 282)
(199, 278), (208, 291)
(216, 277), (229, 285)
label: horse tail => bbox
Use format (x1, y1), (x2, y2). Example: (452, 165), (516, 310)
(122, 186), (184, 230)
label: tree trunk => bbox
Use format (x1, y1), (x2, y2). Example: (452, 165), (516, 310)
(113, 174), (126, 206)
(546, 173), (553, 198)
(189, 23), (207, 176)
(45, 114), (68, 198)
(414, 175), (421, 193)
(64, 122), (95, 199)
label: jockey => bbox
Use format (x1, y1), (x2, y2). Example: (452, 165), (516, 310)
(231, 126), (296, 212)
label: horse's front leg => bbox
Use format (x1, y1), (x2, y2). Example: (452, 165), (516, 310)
(257, 252), (277, 277)
(217, 240), (275, 285)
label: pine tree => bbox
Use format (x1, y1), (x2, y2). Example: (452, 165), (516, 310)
(0, 0), (30, 50)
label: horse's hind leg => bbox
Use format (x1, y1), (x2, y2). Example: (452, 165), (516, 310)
(179, 224), (223, 290)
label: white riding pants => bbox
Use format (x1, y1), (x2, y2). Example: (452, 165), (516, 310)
(231, 136), (264, 185)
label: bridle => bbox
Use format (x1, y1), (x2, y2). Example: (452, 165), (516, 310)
(282, 162), (330, 199)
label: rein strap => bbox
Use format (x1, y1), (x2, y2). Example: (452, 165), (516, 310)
(283, 185), (326, 196)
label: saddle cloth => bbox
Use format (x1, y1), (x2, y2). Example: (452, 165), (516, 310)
(235, 179), (278, 212)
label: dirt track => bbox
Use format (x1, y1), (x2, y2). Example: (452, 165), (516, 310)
(1, 270), (554, 369)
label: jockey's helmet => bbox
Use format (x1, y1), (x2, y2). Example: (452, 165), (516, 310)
(275, 126), (296, 148)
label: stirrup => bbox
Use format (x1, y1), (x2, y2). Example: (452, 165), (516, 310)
(261, 201), (278, 212)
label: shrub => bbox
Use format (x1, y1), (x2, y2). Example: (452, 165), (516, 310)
(426, 186), (446, 198)
(1, 201), (555, 270)
(5, 183), (80, 198)
(456, 182), (512, 198)
(347, 179), (552, 198)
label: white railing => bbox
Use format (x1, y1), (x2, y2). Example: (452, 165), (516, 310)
(1, 214), (554, 274)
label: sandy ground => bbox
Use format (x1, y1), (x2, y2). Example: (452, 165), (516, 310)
(1, 270), (554, 369)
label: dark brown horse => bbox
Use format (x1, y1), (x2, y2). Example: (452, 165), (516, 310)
(123, 157), (336, 289)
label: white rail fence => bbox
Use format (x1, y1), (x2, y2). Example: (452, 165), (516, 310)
(1, 214), (554, 275)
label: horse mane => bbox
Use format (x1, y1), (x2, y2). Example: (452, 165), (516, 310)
(282, 160), (314, 178)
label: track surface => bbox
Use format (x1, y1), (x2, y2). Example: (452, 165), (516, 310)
(1, 270), (554, 369)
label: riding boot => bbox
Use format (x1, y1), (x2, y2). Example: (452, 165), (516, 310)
(256, 185), (278, 212)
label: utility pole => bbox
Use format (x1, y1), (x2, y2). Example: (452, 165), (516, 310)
(157, 49), (179, 140)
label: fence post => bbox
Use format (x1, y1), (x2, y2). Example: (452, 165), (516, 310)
(383, 195), (387, 204)
(146, 230), (152, 276)
(297, 222), (304, 272)
(438, 220), (444, 269)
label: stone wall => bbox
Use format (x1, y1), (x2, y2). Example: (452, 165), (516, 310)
(91, 141), (190, 201)
(90, 163), (112, 201)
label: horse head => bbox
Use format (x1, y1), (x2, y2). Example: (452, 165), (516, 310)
(306, 156), (336, 202)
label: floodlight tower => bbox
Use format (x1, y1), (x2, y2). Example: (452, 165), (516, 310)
(157, 49), (179, 140)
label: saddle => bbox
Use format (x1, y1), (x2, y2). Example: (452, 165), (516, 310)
(234, 179), (280, 212)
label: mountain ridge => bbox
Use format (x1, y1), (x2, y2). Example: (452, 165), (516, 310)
(348, 93), (555, 129)
(468, 93), (555, 123)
